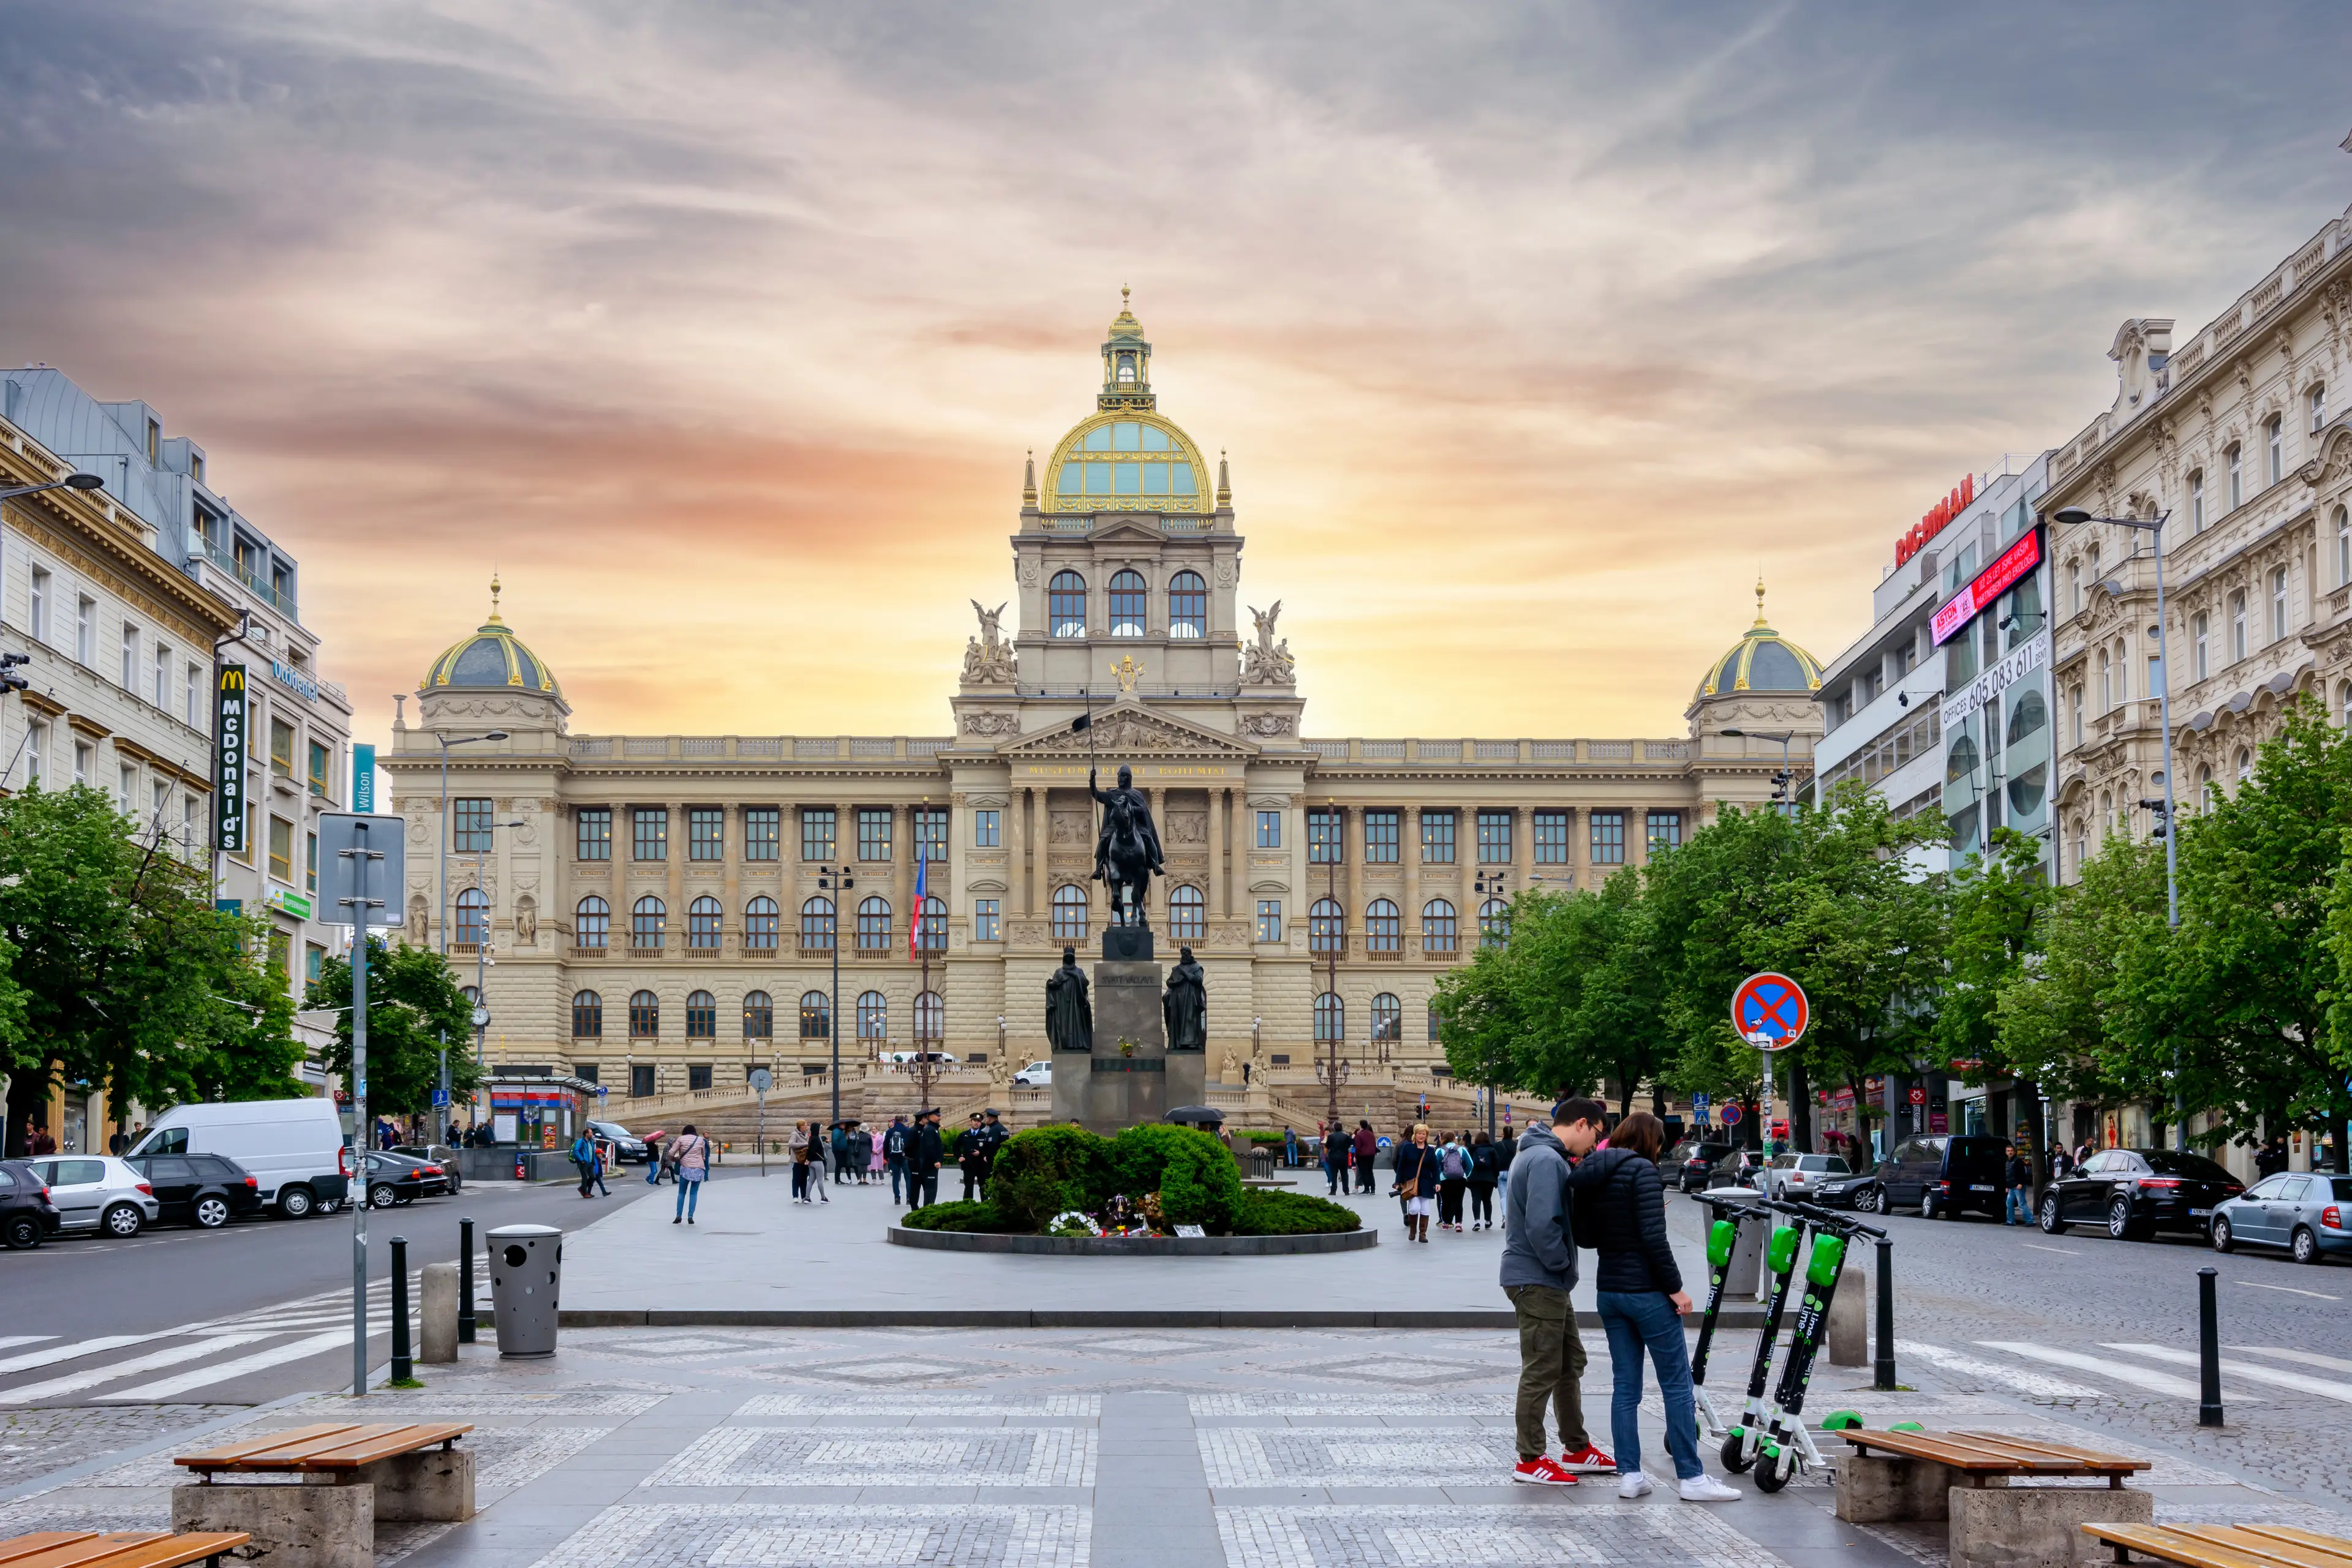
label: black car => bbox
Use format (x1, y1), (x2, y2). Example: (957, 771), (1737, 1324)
(1874, 1134), (2010, 1219)
(0, 1159), (64, 1249)
(1667, 1139), (1736, 1193)
(2040, 1147), (2244, 1241)
(129, 1152), (266, 1229)
(362, 1152), (450, 1207)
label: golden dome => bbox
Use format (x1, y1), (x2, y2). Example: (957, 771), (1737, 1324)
(420, 576), (561, 696)
(1694, 581), (1823, 700)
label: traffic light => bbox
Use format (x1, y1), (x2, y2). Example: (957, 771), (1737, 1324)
(0, 652), (27, 695)
(1770, 769), (1792, 803)
(2138, 797), (2171, 840)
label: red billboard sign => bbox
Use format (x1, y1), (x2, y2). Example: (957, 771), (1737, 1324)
(1894, 473), (1975, 567)
(1931, 526), (2042, 647)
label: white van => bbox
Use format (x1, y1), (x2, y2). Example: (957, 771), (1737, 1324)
(127, 1098), (352, 1218)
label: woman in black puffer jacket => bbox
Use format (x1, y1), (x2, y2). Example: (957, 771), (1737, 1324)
(1562, 1112), (1735, 1501)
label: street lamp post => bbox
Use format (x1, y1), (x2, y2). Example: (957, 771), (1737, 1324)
(1319, 806), (1345, 1138)
(1721, 728), (1798, 815)
(436, 731), (509, 960)
(2051, 506), (2184, 1150)
(454, 820), (525, 1139)
(0, 473), (105, 503)
(1473, 869), (1507, 1140)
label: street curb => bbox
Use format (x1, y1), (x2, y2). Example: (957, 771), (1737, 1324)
(489, 1306), (1771, 1330)
(883, 1224), (1378, 1256)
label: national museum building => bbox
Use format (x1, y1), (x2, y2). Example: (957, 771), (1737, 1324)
(385, 301), (1823, 1101)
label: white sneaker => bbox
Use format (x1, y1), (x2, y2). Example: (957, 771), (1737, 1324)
(1678, 1475), (1741, 1502)
(1617, 1471), (1654, 1499)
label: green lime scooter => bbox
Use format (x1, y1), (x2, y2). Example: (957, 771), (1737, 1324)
(1687, 1191), (1770, 1439)
(1719, 1201), (1808, 1474)
(1747, 1199), (1887, 1492)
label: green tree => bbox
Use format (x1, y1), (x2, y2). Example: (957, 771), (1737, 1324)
(305, 938), (477, 1119)
(1939, 827), (2057, 1178)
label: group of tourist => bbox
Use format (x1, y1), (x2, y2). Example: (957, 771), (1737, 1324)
(780, 1107), (1008, 1209)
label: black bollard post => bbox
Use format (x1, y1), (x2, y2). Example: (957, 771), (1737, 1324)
(390, 1235), (413, 1384)
(459, 1216), (477, 1344)
(1873, 1234), (1898, 1391)
(2198, 1267), (2223, 1427)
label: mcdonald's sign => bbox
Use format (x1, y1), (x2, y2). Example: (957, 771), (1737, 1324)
(214, 665), (247, 854)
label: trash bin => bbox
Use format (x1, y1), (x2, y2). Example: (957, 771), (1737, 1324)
(1705, 1187), (1770, 1299)
(486, 1223), (562, 1357)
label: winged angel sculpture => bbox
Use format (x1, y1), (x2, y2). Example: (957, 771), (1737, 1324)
(962, 600), (1018, 683)
(1243, 601), (1297, 685)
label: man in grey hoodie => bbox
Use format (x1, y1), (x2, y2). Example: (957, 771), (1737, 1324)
(1498, 1096), (1615, 1485)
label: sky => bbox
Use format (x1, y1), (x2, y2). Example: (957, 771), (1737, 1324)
(2, 2), (2348, 750)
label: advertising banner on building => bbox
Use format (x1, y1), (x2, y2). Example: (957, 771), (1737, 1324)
(1931, 526), (2043, 647)
(213, 665), (248, 855)
(1940, 628), (2051, 731)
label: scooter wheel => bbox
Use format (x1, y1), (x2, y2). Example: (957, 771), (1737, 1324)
(1755, 1450), (1793, 1493)
(1720, 1433), (1753, 1474)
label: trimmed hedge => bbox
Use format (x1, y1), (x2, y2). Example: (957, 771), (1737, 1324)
(1235, 1190), (1362, 1235)
(921, 1123), (1322, 1237)
(989, 1125), (1109, 1231)
(899, 1199), (1005, 1232)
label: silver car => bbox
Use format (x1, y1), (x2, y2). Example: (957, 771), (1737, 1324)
(1763, 1153), (1853, 1199)
(2212, 1171), (2352, 1264)
(27, 1155), (160, 1238)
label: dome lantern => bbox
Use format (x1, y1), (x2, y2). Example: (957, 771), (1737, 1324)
(1693, 579), (1823, 701)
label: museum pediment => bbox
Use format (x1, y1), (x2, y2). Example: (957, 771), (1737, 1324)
(997, 701), (1257, 759)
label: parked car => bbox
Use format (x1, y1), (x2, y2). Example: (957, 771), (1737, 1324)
(126, 1152), (267, 1229)
(26, 1155), (159, 1238)
(1012, 1061), (1053, 1088)
(2211, 1172), (2352, 1264)
(1704, 1148), (1768, 1191)
(1812, 1164), (1883, 1211)
(393, 1144), (466, 1191)
(1872, 1134), (2009, 1220)
(1762, 1153), (1853, 1200)
(0, 1159), (63, 1249)
(2040, 1147), (2244, 1240)
(361, 1152), (450, 1207)
(586, 1121), (649, 1164)
(126, 1098), (350, 1218)
(1667, 1139), (1735, 1192)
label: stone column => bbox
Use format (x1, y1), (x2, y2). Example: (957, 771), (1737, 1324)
(1008, 785), (1029, 918)
(1404, 806), (1421, 959)
(1339, 805), (1357, 946)
(1030, 788), (1049, 922)
(1458, 807), (1477, 931)
(1149, 785), (1168, 929)
(664, 802), (684, 957)
(1208, 786), (1226, 922)
(721, 803), (741, 956)
(1515, 804), (1534, 894)
(609, 804), (627, 949)
(891, 804), (911, 954)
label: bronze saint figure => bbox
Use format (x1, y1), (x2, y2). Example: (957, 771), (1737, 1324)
(1089, 764), (1164, 928)
(1046, 945), (1093, 1053)
(1163, 944), (1207, 1052)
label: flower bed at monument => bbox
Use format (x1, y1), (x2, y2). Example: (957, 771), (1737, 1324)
(899, 1124), (1360, 1238)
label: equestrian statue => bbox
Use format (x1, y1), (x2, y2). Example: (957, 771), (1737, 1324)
(1088, 764), (1164, 929)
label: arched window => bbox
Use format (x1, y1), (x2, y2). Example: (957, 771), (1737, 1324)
(1108, 570), (1147, 638)
(2227, 443), (2242, 509)
(1421, 897), (1457, 956)
(1168, 571), (1207, 638)
(575, 895), (609, 951)
(2100, 791), (2114, 836)
(685, 989), (717, 1039)
(800, 895), (835, 951)
(629, 989), (659, 1039)
(1479, 898), (1510, 946)
(857, 990), (888, 1044)
(742, 990), (772, 1039)
(1049, 571), (1087, 638)
(2230, 590), (2247, 661)
(799, 991), (831, 1041)
(914, 990), (943, 1044)
(1051, 883), (1088, 941)
(744, 896), (779, 954)
(918, 894), (947, 952)
(1314, 992), (1344, 1044)
(1371, 992), (1401, 1043)
(688, 895), (722, 951)
(2266, 415), (2283, 486)
(2192, 612), (2209, 680)
(2342, 681), (2352, 731)
(2097, 649), (2111, 711)
(631, 895), (665, 951)
(1309, 897), (1344, 955)
(461, 984), (479, 1006)
(571, 990), (602, 1038)
(2189, 470), (2204, 532)
(454, 888), (488, 947)
(1365, 898), (1401, 955)
(2236, 747), (2253, 783)
(2336, 507), (2350, 586)
(856, 896), (892, 952)
(2196, 763), (2214, 802)
(1169, 884), (1205, 940)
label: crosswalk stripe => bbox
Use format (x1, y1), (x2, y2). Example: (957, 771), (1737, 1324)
(0, 1333), (277, 1404)
(99, 1329), (361, 1401)
(1896, 1338), (2107, 1400)
(0, 1336), (56, 1352)
(0, 1334), (171, 1378)
(2229, 1344), (2352, 1376)
(2105, 1343), (2352, 1404)
(1977, 1341), (2261, 1402)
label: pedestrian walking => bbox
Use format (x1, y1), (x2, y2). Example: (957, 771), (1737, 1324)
(1352, 1121), (1378, 1194)
(1468, 1130), (1500, 1230)
(830, 1121), (851, 1185)
(1393, 1123), (1441, 1243)
(2048, 1142), (2074, 1181)
(1499, 1097), (1614, 1485)
(1283, 1126), (1298, 1169)
(788, 1121), (812, 1202)
(1437, 1132), (1470, 1231)
(907, 1109), (943, 1209)
(1322, 1127), (1346, 1194)
(2004, 1145), (2032, 1225)
(592, 1136), (614, 1196)
(570, 1129), (600, 1198)
(867, 1123), (886, 1183)
(671, 1124), (710, 1224)
(884, 1115), (911, 1202)
(957, 1112), (987, 1200)
(1561, 1109), (1736, 1502)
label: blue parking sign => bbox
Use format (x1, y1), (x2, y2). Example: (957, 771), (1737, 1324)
(431, 1088), (449, 1107)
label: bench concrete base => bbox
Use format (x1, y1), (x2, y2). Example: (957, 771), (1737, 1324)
(361, 1448), (473, 1523)
(1948, 1483), (2154, 1568)
(1836, 1453), (1970, 1522)
(174, 1480), (373, 1568)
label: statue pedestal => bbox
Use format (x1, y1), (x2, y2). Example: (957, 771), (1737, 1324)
(1047, 928), (1207, 1133)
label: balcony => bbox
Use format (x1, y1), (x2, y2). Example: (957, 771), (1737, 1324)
(196, 534), (299, 621)
(628, 945), (665, 960)
(570, 944), (605, 959)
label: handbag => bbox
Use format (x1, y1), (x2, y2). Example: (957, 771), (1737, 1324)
(1396, 1177), (1419, 1199)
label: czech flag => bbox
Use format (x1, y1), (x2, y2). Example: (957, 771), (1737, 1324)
(908, 830), (929, 960)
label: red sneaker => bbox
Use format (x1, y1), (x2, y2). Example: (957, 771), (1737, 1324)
(1558, 1443), (1616, 1472)
(1512, 1457), (1580, 1486)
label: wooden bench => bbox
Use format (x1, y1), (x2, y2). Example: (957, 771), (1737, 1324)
(1836, 1428), (2155, 1568)
(2083, 1523), (2352, 1568)
(170, 1423), (475, 1568)
(0, 1533), (251, 1568)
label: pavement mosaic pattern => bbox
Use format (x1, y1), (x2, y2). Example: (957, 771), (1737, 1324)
(1216, 1503), (1791, 1568)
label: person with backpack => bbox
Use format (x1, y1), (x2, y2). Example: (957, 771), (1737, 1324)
(884, 1116), (911, 1202)
(670, 1124), (710, 1224)
(1437, 1133), (1471, 1232)
(1468, 1130), (1501, 1231)
(570, 1129), (600, 1198)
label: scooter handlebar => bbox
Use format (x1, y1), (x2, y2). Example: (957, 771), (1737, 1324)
(1777, 1196), (1888, 1238)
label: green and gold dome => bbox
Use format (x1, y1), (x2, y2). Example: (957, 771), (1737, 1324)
(1041, 289), (1215, 514)
(1694, 582), (1823, 699)
(420, 576), (562, 697)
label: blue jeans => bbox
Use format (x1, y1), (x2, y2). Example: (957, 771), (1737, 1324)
(2007, 1186), (2031, 1224)
(1597, 1289), (1703, 1480)
(675, 1174), (703, 1219)
(888, 1155), (908, 1203)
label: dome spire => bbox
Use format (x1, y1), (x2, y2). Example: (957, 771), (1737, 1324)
(1753, 575), (1768, 630)
(488, 570), (504, 626)
(1099, 286), (1153, 411)
(1022, 448), (1038, 506)
(1216, 449), (1231, 507)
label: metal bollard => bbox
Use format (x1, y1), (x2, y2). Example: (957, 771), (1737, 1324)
(459, 1216), (477, 1344)
(390, 1235), (413, 1384)
(1873, 1234), (1897, 1391)
(2198, 1267), (2223, 1427)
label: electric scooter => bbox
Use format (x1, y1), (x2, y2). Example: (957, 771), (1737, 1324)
(1687, 1191), (1769, 1440)
(1719, 1201), (1808, 1474)
(1749, 1199), (1888, 1493)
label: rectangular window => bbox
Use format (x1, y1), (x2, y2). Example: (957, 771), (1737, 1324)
(576, 806), (611, 861)
(688, 807), (724, 861)
(267, 927), (290, 974)
(453, 796), (493, 853)
(270, 717), (295, 778)
(1533, 810), (1569, 864)
(306, 944), (325, 986)
(307, 741), (331, 799)
(630, 1064), (655, 1099)
(973, 809), (1000, 848)
(914, 805), (948, 859)
(1476, 810), (1513, 864)
(232, 801), (254, 865)
(74, 741), (91, 786)
(153, 644), (168, 707)
(857, 807), (892, 861)
(1307, 808), (1342, 864)
(1363, 809), (1399, 863)
(23, 720), (40, 788)
(974, 898), (1000, 943)
(118, 763), (136, 813)
(75, 596), (94, 664)
(1256, 899), (1283, 944)
(184, 663), (201, 727)
(632, 806), (667, 861)
(744, 807), (780, 861)
(120, 625), (138, 690)
(1256, 809), (1281, 848)
(1421, 809), (1456, 864)
(801, 806), (837, 862)
(268, 815), (294, 883)
(687, 1064), (713, 1093)
(1590, 810), (1626, 865)
(2271, 567), (2288, 642)
(1646, 811), (1683, 854)
(306, 831), (318, 894)
(28, 568), (47, 641)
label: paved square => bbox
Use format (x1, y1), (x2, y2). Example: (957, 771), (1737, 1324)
(747, 1355), (1011, 1387)
(530, 1503), (1088, 1568)
(644, 1427), (1097, 1487)
(1217, 1503), (1794, 1568)
(739, 1393), (1100, 1417)
(1254, 1353), (1515, 1387)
